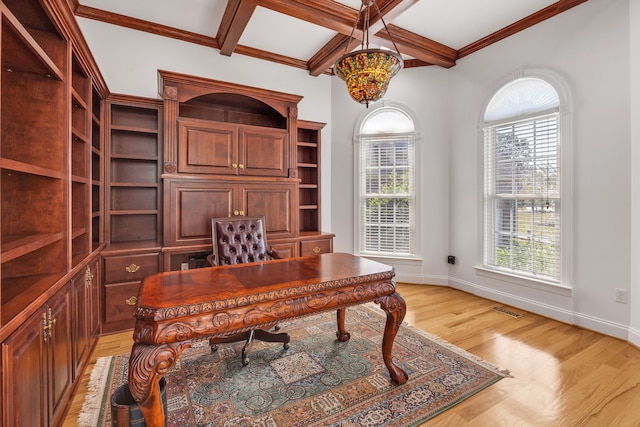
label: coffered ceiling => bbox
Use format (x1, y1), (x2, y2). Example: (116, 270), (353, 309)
(73, 0), (588, 76)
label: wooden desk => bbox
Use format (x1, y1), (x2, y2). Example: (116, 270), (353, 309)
(128, 252), (408, 426)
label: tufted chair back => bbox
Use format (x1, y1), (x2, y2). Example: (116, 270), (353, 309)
(210, 216), (277, 266)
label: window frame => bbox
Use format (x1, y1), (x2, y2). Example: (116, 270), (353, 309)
(353, 103), (419, 258)
(478, 69), (573, 289)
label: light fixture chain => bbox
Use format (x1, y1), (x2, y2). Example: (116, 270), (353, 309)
(344, 2), (366, 55)
(371, 0), (401, 56)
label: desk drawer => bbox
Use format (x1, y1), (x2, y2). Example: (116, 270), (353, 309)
(104, 281), (141, 324)
(300, 238), (332, 256)
(104, 253), (159, 283)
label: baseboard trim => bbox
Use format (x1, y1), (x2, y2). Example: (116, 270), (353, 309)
(446, 277), (630, 341)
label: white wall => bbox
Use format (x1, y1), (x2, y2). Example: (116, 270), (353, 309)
(630, 0), (640, 347)
(76, 18), (334, 231)
(448, 0), (631, 338)
(331, 66), (451, 285)
(331, 0), (635, 339)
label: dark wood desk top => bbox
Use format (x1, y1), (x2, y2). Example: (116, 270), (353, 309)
(135, 253), (395, 321)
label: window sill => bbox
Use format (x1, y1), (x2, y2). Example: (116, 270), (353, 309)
(357, 253), (423, 263)
(474, 265), (572, 296)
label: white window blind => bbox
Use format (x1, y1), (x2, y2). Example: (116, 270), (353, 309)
(359, 135), (415, 255)
(483, 112), (561, 281)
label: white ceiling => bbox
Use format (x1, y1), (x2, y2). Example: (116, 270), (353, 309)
(76, 0), (572, 70)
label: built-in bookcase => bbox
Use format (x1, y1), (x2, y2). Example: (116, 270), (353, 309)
(1, 0), (106, 424)
(297, 120), (325, 233)
(106, 98), (162, 248)
(1, 0), (68, 325)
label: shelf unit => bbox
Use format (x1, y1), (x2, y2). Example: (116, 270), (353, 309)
(106, 97), (162, 248)
(1, 0), (107, 425)
(91, 86), (103, 251)
(71, 53), (92, 267)
(1, 0), (69, 327)
(297, 120), (325, 233)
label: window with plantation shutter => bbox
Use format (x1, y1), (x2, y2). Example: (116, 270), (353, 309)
(482, 76), (566, 284)
(356, 106), (416, 257)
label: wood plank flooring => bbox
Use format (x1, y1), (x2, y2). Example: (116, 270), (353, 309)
(62, 283), (640, 426)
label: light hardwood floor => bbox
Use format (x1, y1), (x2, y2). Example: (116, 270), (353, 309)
(63, 283), (640, 426)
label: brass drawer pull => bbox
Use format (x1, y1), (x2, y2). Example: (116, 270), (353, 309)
(125, 263), (140, 273)
(313, 246), (322, 254)
(126, 296), (138, 306)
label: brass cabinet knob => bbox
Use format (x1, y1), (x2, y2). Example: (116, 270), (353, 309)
(126, 296), (137, 306)
(125, 263), (140, 273)
(238, 164), (244, 169)
(313, 246), (322, 254)
(233, 210), (239, 216)
(232, 163), (238, 169)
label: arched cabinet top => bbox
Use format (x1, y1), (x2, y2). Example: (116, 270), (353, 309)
(158, 69), (302, 119)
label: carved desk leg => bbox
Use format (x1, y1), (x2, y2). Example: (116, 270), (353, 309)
(128, 342), (191, 427)
(336, 308), (351, 342)
(376, 292), (409, 385)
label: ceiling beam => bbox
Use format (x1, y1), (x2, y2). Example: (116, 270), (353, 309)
(217, 0), (259, 56)
(458, 0), (589, 58)
(74, 5), (219, 49)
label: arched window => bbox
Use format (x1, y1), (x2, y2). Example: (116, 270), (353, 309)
(482, 74), (570, 285)
(355, 104), (417, 257)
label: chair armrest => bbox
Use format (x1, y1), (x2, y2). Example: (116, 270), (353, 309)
(267, 247), (281, 260)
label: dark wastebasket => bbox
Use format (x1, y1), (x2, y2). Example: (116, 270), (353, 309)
(111, 378), (167, 426)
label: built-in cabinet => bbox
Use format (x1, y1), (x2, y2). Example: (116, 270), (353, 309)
(1, 0), (336, 423)
(102, 96), (162, 333)
(2, 286), (73, 427)
(154, 70), (333, 278)
(0, 0), (106, 425)
(297, 120), (325, 234)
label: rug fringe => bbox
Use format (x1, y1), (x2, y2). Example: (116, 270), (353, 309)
(77, 356), (113, 427)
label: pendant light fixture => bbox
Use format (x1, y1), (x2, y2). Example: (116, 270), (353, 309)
(334, 0), (403, 107)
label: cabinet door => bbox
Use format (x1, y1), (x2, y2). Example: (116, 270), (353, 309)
(178, 119), (238, 174)
(72, 260), (100, 376)
(72, 268), (90, 375)
(240, 182), (297, 239)
(47, 287), (74, 427)
(164, 179), (236, 246)
(2, 310), (48, 427)
(239, 126), (288, 177)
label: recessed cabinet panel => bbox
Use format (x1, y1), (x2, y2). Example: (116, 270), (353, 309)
(242, 183), (296, 239)
(164, 179), (234, 246)
(178, 119), (237, 174)
(177, 119), (288, 177)
(164, 179), (296, 246)
(179, 189), (233, 238)
(111, 215), (158, 243)
(241, 127), (288, 176)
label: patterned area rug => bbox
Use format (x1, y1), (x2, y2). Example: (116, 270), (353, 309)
(79, 304), (509, 426)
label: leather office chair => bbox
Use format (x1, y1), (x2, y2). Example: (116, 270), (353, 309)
(208, 216), (290, 365)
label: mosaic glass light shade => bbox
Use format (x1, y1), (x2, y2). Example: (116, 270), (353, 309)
(335, 49), (403, 107)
